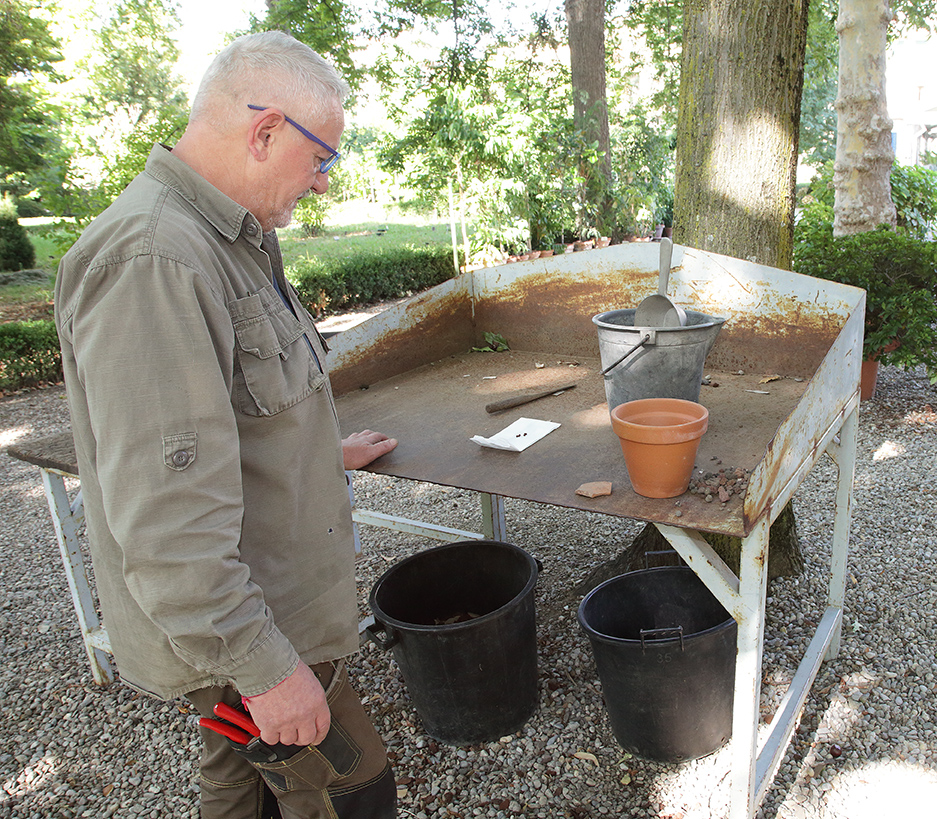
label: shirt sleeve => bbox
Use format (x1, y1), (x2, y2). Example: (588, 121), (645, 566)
(71, 255), (299, 696)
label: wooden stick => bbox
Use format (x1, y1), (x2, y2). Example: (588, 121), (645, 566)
(485, 383), (578, 413)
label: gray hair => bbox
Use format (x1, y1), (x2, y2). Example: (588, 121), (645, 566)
(191, 31), (350, 130)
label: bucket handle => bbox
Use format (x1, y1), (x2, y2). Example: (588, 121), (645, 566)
(601, 332), (654, 376)
(639, 626), (684, 652)
(364, 619), (399, 651)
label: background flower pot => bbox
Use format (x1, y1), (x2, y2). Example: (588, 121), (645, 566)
(861, 339), (899, 400)
(610, 398), (709, 498)
(860, 358), (880, 400)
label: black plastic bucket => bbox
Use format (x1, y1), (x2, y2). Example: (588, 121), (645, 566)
(367, 539), (539, 745)
(578, 566), (736, 762)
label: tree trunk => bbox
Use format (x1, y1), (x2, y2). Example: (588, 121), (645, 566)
(565, 0), (613, 236)
(575, 507), (804, 596)
(669, 0), (810, 577)
(833, 0), (896, 236)
(674, 0), (808, 269)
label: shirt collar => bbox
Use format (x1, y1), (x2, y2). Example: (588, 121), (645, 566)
(143, 143), (264, 247)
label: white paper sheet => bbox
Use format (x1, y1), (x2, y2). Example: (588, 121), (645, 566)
(470, 417), (561, 452)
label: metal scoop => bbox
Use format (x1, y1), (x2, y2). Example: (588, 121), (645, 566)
(633, 238), (687, 327)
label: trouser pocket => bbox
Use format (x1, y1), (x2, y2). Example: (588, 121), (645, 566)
(228, 716), (362, 792)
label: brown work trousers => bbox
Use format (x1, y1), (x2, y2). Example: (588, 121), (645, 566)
(187, 661), (396, 819)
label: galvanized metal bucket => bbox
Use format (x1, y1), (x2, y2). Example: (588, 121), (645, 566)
(593, 309), (725, 408)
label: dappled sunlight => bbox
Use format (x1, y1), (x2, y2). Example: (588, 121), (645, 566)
(567, 403), (613, 431)
(823, 760), (937, 818)
(0, 426), (35, 449)
(2, 753), (58, 801)
(872, 440), (906, 461)
(708, 112), (790, 219)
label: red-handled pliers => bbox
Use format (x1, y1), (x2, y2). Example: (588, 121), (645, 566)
(198, 702), (261, 746)
(198, 702), (298, 762)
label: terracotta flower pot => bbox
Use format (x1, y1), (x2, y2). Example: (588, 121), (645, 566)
(860, 340), (899, 401)
(860, 358), (879, 401)
(610, 398), (709, 498)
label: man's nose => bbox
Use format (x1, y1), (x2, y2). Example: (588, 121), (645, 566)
(311, 172), (329, 195)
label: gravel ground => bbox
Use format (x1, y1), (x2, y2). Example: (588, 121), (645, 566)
(0, 363), (935, 819)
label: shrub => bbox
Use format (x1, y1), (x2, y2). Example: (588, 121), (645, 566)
(794, 208), (937, 378)
(293, 196), (329, 238)
(0, 320), (62, 391)
(288, 244), (456, 316)
(0, 194), (36, 273)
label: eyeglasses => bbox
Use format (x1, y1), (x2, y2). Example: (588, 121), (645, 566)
(247, 104), (341, 173)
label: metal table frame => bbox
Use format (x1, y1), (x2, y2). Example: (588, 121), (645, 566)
(11, 444), (507, 688)
(657, 403), (857, 816)
(325, 242), (864, 819)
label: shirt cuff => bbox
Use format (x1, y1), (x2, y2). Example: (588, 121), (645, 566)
(221, 627), (302, 698)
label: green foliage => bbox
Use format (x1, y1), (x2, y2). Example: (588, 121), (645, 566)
(293, 196), (330, 238)
(794, 213), (937, 375)
(606, 103), (675, 238)
(889, 164), (937, 239)
(287, 244), (455, 316)
(43, 0), (189, 224)
(801, 161), (937, 239)
(471, 331), (509, 352)
(0, 0), (66, 199)
(0, 319), (61, 391)
(98, 108), (189, 203)
(800, 0), (839, 167)
(0, 194), (36, 272)
(613, 0), (682, 119)
(251, 0), (364, 88)
(76, 0), (187, 128)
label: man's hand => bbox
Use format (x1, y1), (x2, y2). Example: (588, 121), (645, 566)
(342, 429), (397, 470)
(244, 663), (330, 746)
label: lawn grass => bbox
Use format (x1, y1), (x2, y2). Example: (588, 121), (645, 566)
(279, 201), (453, 268)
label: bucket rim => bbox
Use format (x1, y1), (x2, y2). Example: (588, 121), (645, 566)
(592, 308), (725, 331)
(577, 566), (735, 645)
(369, 539), (539, 634)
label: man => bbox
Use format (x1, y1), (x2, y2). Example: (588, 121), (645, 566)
(54, 31), (398, 819)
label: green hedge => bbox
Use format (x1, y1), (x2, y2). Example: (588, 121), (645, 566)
(287, 244), (456, 316)
(0, 245), (457, 391)
(0, 320), (62, 392)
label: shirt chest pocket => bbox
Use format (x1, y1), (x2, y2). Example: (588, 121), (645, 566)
(229, 290), (327, 417)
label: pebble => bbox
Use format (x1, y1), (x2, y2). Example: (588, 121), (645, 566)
(1, 364), (936, 818)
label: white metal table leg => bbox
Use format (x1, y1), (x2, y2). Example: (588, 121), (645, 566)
(480, 493), (507, 541)
(729, 514), (770, 819)
(347, 471), (485, 543)
(825, 405), (858, 660)
(40, 468), (114, 685)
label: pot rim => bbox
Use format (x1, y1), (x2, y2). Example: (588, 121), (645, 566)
(611, 398), (709, 444)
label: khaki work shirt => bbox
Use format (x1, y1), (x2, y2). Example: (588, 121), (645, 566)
(54, 145), (359, 699)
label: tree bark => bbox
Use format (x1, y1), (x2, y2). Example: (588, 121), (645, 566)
(565, 0), (613, 236)
(833, 0), (897, 235)
(575, 508), (804, 596)
(674, 0), (809, 268)
(668, 0), (810, 577)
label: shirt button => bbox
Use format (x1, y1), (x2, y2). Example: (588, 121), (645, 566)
(172, 450), (191, 467)
(246, 224), (257, 235)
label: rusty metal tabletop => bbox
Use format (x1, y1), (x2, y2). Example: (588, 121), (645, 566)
(6, 431), (79, 476)
(336, 349), (808, 539)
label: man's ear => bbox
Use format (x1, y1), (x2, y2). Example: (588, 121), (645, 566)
(247, 108), (286, 161)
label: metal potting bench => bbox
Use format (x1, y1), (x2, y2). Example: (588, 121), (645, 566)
(9, 242), (863, 819)
(328, 242), (864, 819)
